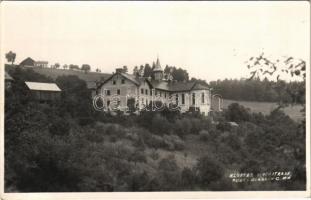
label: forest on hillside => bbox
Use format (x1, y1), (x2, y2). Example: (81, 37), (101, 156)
(209, 78), (305, 103)
(4, 67), (306, 192)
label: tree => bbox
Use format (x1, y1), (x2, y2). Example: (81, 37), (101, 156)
(195, 155), (224, 187)
(143, 63), (153, 78)
(122, 66), (128, 73)
(63, 64), (68, 70)
(69, 64), (79, 70)
(5, 51), (16, 65)
(81, 64), (91, 73)
(138, 65), (144, 77)
(225, 103), (251, 122)
(246, 53), (306, 107)
(96, 68), (101, 73)
(133, 66), (139, 76)
(54, 63), (60, 69)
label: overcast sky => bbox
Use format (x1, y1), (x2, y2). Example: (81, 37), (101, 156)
(1, 1), (309, 82)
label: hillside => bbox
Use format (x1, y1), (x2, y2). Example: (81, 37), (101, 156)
(4, 67), (306, 192)
(5, 64), (111, 84)
(222, 99), (304, 121)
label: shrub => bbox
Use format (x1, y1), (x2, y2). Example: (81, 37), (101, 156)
(158, 155), (179, 171)
(174, 118), (192, 137)
(195, 155), (224, 187)
(139, 132), (168, 150)
(129, 151), (147, 165)
(85, 130), (104, 143)
(224, 103), (251, 122)
(163, 134), (185, 151)
(181, 167), (196, 189)
(150, 114), (171, 135)
(150, 150), (159, 160)
(49, 117), (70, 136)
(199, 130), (209, 141)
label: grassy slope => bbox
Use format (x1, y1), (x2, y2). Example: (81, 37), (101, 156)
(32, 67), (111, 82)
(222, 99), (304, 121)
(5, 64), (111, 83)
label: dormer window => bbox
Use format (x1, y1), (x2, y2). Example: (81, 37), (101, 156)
(113, 80), (116, 85)
(121, 79), (125, 84)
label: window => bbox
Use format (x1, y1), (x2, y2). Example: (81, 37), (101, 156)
(155, 90), (158, 95)
(182, 93), (185, 104)
(201, 92), (205, 104)
(117, 89), (120, 95)
(146, 99), (148, 105)
(121, 79), (125, 84)
(107, 100), (110, 106)
(145, 89), (148, 94)
(164, 92), (167, 98)
(113, 80), (116, 85)
(160, 92), (162, 97)
(192, 93), (195, 105)
(175, 94), (179, 105)
(142, 98), (144, 104)
(141, 88), (144, 94)
(150, 90), (152, 96)
(107, 90), (111, 96)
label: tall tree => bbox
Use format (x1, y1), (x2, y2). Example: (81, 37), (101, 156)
(5, 51), (16, 65)
(133, 66), (139, 76)
(63, 64), (68, 70)
(81, 64), (91, 73)
(143, 63), (153, 78)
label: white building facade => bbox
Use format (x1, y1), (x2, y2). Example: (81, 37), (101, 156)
(97, 58), (211, 116)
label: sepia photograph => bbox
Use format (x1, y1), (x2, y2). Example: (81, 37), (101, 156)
(0, 1), (310, 198)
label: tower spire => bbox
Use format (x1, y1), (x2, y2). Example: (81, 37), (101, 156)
(153, 55), (163, 81)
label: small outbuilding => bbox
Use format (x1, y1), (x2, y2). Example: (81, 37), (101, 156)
(25, 81), (61, 102)
(20, 57), (35, 67)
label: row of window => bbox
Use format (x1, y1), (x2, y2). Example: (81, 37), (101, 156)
(105, 89), (120, 96)
(176, 93), (205, 105)
(112, 79), (125, 85)
(104, 89), (207, 105)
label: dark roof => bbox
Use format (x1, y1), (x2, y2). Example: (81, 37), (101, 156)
(120, 73), (141, 85)
(192, 83), (209, 90)
(168, 81), (196, 92)
(5, 71), (13, 81)
(147, 80), (209, 92)
(20, 57), (35, 66)
(98, 72), (141, 88)
(98, 72), (210, 92)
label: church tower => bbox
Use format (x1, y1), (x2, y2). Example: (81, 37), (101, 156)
(153, 56), (163, 81)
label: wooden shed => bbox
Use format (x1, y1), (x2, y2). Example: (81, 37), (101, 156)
(25, 81), (61, 102)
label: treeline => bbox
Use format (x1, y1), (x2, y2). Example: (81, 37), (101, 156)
(5, 67), (305, 191)
(209, 78), (305, 104)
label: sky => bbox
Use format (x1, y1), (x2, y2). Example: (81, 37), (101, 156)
(1, 1), (309, 82)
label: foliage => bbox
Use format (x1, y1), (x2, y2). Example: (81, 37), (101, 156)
(5, 65), (306, 192)
(6, 51), (16, 65)
(209, 78), (304, 104)
(81, 64), (91, 73)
